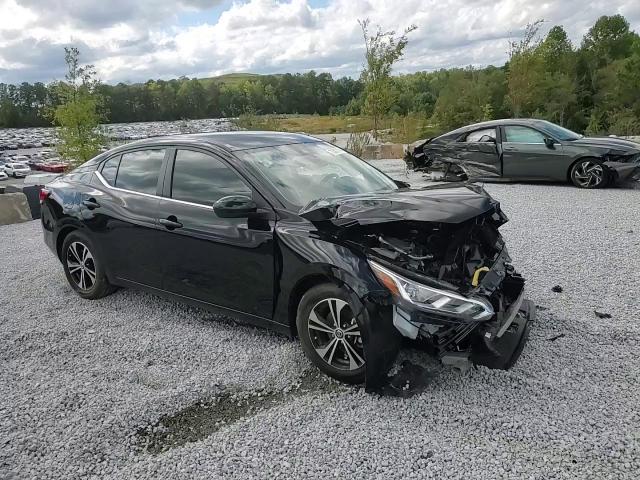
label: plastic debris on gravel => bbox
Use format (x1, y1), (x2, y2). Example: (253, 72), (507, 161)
(1, 164), (639, 479)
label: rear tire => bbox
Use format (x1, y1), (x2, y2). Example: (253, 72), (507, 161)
(296, 283), (366, 384)
(570, 159), (610, 188)
(62, 231), (115, 300)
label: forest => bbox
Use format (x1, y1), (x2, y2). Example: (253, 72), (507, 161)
(0, 14), (639, 136)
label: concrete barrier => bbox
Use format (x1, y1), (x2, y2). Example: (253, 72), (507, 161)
(0, 193), (32, 226)
(5, 184), (41, 219)
(361, 143), (406, 160)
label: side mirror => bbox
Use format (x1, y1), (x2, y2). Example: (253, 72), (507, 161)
(544, 137), (556, 148)
(213, 195), (257, 218)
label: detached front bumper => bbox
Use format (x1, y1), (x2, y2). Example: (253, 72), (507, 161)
(470, 297), (535, 370)
(604, 161), (640, 183)
(362, 259), (534, 392)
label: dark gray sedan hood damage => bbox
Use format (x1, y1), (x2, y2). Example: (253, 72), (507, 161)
(570, 136), (640, 151)
(299, 184), (498, 226)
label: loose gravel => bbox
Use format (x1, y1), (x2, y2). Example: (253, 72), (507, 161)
(1, 165), (639, 479)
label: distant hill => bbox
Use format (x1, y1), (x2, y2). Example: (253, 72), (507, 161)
(200, 73), (264, 86)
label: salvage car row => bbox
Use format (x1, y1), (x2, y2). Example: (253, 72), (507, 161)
(0, 153), (68, 178)
(0, 118), (233, 151)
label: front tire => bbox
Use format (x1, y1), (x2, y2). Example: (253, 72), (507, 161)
(62, 231), (115, 300)
(296, 283), (366, 384)
(570, 159), (610, 188)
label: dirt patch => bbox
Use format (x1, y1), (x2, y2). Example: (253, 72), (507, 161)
(134, 370), (343, 454)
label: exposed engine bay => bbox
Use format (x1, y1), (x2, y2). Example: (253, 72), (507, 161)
(344, 209), (532, 375)
(358, 215), (505, 294)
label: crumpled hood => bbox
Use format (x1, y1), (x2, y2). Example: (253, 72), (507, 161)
(571, 136), (640, 152)
(299, 183), (500, 226)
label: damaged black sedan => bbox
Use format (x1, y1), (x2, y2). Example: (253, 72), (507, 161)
(407, 119), (640, 188)
(41, 132), (533, 390)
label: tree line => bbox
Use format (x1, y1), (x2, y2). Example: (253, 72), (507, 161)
(0, 14), (638, 136)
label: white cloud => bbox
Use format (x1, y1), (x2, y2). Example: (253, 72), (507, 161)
(0, 0), (639, 83)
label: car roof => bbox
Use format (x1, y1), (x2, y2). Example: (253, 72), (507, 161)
(113, 131), (323, 153)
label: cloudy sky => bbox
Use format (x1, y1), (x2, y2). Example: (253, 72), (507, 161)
(0, 0), (639, 84)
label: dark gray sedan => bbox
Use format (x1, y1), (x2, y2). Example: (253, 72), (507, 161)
(407, 119), (640, 188)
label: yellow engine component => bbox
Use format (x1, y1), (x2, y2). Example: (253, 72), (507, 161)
(472, 266), (490, 287)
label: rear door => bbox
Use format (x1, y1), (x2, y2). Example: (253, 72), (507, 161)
(156, 147), (275, 318)
(92, 148), (167, 287)
(456, 127), (501, 177)
(501, 125), (565, 179)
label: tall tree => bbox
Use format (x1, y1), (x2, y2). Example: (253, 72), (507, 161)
(52, 47), (105, 164)
(506, 20), (545, 117)
(358, 19), (416, 136)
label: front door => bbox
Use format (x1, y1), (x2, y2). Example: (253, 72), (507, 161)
(501, 125), (565, 179)
(157, 148), (275, 319)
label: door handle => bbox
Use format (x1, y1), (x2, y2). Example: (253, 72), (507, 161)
(82, 198), (100, 210)
(159, 216), (183, 230)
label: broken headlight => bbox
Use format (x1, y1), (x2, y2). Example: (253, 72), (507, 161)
(369, 260), (494, 321)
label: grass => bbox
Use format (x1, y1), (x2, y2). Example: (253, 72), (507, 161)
(233, 113), (442, 144)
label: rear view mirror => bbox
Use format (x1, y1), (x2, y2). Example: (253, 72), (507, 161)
(213, 195), (257, 218)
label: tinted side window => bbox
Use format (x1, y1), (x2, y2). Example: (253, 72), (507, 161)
(171, 150), (251, 206)
(504, 126), (545, 144)
(115, 150), (165, 195)
(465, 128), (496, 142)
(101, 155), (121, 186)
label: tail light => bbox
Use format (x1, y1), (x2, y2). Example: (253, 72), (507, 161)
(39, 188), (50, 204)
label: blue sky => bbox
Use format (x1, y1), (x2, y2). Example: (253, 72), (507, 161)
(0, 0), (638, 84)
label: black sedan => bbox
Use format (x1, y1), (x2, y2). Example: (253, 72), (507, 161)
(407, 119), (640, 188)
(41, 132), (533, 390)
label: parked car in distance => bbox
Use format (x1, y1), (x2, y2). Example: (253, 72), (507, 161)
(0, 170), (7, 181)
(407, 119), (640, 188)
(28, 158), (46, 170)
(41, 132), (534, 389)
(40, 160), (68, 173)
(4, 162), (31, 178)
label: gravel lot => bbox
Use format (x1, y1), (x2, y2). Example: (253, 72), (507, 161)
(1, 166), (639, 479)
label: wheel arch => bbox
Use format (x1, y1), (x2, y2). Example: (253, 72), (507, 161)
(56, 225), (79, 260)
(287, 273), (341, 337)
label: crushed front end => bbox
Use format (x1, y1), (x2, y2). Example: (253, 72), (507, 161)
(361, 206), (534, 382)
(301, 185), (534, 390)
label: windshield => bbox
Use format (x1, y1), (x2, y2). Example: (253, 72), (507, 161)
(236, 142), (399, 209)
(538, 121), (582, 141)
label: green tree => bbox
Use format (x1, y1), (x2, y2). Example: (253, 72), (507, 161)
(358, 19), (416, 136)
(539, 26), (574, 73)
(432, 69), (491, 130)
(507, 20), (545, 117)
(581, 15), (636, 65)
(52, 47), (105, 164)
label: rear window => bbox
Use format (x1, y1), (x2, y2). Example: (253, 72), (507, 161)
(100, 155), (121, 185)
(465, 128), (496, 142)
(114, 150), (165, 195)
